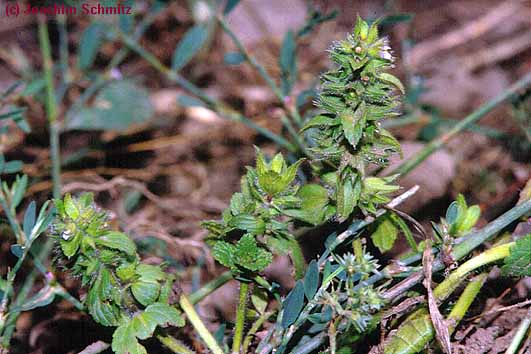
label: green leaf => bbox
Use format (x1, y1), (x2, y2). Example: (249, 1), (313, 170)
(337, 176), (358, 221)
(279, 30), (297, 95)
(136, 264), (166, 282)
(212, 241), (236, 268)
(15, 284), (56, 311)
(172, 24), (209, 71)
(132, 280), (160, 307)
(371, 215), (398, 252)
(60, 233), (81, 258)
(445, 201), (459, 225)
(300, 114), (339, 132)
(112, 323), (147, 354)
(223, 0), (241, 14)
(12, 175), (28, 209)
(458, 205), (480, 234)
(279, 158), (304, 190)
(234, 234), (272, 272)
(64, 193), (79, 220)
(87, 285), (120, 326)
(23, 201), (36, 239)
(378, 73), (405, 94)
(229, 214), (266, 234)
(77, 22), (107, 70)
(258, 171), (284, 195)
(251, 288), (269, 314)
(303, 260), (319, 300)
(67, 80), (153, 131)
(1, 160), (23, 174)
(10, 244), (23, 258)
(224, 52), (245, 65)
(96, 231), (136, 256)
(341, 102), (366, 148)
(502, 235), (531, 277)
(281, 280), (305, 328)
(131, 303), (184, 339)
(285, 184), (329, 225)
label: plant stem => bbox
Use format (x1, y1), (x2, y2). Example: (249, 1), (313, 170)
(288, 236), (307, 279)
(232, 282), (249, 354)
(446, 273), (487, 333)
(118, 31), (296, 152)
(435, 243), (512, 301)
(242, 311), (273, 353)
(156, 334), (197, 354)
(217, 16), (303, 127)
(505, 308), (531, 354)
(38, 16), (61, 199)
(179, 294), (224, 354)
(389, 71), (531, 177)
(189, 271), (233, 305)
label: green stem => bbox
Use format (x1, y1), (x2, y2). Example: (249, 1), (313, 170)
(505, 308), (531, 354)
(118, 31), (296, 152)
(38, 16), (61, 199)
(446, 273), (487, 333)
(179, 295), (224, 354)
(434, 243), (512, 302)
(217, 16), (303, 127)
(389, 71), (531, 177)
(188, 271), (233, 305)
(242, 311), (274, 353)
(232, 282), (249, 354)
(156, 334), (197, 354)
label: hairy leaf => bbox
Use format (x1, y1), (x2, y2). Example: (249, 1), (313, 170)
(96, 231), (136, 256)
(502, 235), (531, 277)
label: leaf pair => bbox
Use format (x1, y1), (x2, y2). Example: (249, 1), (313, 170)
(212, 234), (273, 273)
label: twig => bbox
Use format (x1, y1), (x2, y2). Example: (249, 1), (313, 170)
(156, 334), (197, 354)
(469, 299), (531, 320)
(389, 72), (531, 177)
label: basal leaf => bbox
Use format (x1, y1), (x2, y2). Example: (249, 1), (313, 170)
(281, 280), (305, 328)
(172, 24), (209, 71)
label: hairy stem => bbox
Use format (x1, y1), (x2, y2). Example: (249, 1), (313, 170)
(156, 334), (197, 354)
(179, 295), (224, 354)
(389, 71), (531, 177)
(232, 282), (249, 354)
